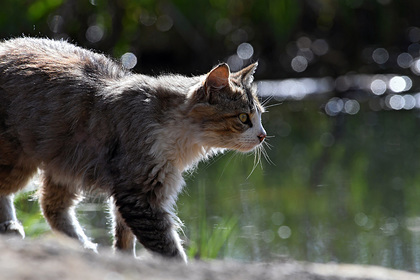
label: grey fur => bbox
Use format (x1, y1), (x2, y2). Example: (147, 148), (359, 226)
(0, 37), (266, 261)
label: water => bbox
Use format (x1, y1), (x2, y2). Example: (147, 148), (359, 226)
(178, 95), (420, 272)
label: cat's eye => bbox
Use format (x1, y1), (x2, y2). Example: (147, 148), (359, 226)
(238, 113), (249, 123)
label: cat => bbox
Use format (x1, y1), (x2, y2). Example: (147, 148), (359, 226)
(0, 37), (266, 262)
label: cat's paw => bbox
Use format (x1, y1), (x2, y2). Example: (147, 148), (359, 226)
(0, 220), (25, 238)
(83, 240), (98, 253)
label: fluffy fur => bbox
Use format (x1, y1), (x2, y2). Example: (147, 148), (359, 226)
(0, 37), (266, 261)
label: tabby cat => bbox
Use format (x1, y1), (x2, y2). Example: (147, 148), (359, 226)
(0, 37), (266, 262)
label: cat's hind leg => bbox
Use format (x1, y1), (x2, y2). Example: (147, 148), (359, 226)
(0, 163), (36, 238)
(0, 195), (25, 237)
(110, 198), (136, 255)
(39, 175), (97, 251)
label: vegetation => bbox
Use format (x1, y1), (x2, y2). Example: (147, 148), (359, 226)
(1, 0), (419, 77)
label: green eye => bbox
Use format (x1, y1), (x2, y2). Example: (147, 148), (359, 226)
(238, 113), (249, 123)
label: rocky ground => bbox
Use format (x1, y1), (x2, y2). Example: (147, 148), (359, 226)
(1, 235), (420, 280)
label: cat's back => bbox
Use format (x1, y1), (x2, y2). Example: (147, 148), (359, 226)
(0, 37), (89, 59)
(0, 38), (130, 160)
(0, 37), (128, 90)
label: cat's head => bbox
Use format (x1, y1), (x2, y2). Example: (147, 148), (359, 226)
(188, 62), (266, 152)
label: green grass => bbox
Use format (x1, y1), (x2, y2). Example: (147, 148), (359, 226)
(14, 191), (50, 238)
(185, 182), (238, 260)
(186, 215), (237, 260)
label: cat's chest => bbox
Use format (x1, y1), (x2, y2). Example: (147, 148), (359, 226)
(148, 127), (208, 172)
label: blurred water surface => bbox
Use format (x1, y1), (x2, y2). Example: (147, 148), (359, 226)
(178, 88), (420, 272)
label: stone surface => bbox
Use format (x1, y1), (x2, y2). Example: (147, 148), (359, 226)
(0, 235), (419, 280)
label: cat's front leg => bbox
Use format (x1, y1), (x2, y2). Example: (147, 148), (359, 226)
(112, 191), (187, 262)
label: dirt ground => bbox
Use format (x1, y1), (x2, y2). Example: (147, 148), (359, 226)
(1, 235), (420, 280)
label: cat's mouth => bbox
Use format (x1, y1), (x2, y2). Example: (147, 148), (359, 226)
(229, 131), (267, 152)
(236, 141), (265, 152)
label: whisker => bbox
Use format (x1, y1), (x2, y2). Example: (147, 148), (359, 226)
(264, 102), (283, 109)
(225, 141), (272, 179)
(261, 143), (275, 166)
(263, 141), (274, 149)
(261, 95), (275, 107)
(247, 149), (260, 180)
(218, 150), (238, 183)
(257, 146), (264, 169)
(264, 141), (274, 147)
(256, 146), (262, 167)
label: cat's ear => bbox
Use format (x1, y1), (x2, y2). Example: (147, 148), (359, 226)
(235, 62), (258, 86)
(205, 63), (230, 91)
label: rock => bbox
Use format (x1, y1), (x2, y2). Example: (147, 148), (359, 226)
(0, 235), (419, 280)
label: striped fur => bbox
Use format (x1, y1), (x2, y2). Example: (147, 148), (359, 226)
(0, 37), (266, 261)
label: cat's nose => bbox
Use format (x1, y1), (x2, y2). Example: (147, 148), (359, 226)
(257, 132), (267, 142)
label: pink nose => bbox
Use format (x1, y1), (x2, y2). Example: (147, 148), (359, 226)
(258, 132), (266, 142)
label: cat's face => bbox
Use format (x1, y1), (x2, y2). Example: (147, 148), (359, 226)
(189, 63), (266, 152)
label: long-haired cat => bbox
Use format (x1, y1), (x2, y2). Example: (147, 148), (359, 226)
(0, 37), (266, 261)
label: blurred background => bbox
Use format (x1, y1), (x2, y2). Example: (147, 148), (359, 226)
(5, 0), (420, 272)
